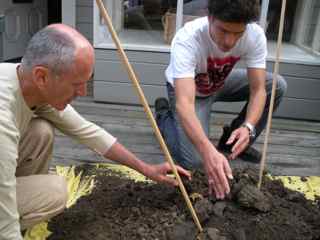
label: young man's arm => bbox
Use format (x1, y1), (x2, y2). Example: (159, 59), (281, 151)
(227, 68), (266, 159)
(175, 78), (233, 199)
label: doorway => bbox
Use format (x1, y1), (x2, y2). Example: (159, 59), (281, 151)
(48, 0), (62, 24)
(1, 0), (62, 62)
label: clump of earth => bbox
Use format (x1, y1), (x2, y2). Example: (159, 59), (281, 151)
(48, 165), (320, 240)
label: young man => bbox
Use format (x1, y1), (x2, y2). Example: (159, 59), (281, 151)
(155, 0), (287, 199)
(0, 24), (190, 240)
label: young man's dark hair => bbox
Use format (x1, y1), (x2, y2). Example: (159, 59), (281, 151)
(208, 0), (260, 23)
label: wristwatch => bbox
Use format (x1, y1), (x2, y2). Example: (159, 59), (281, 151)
(241, 122), (256, 139)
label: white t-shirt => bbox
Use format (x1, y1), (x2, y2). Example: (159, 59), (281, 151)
(165, 17), (267, 97)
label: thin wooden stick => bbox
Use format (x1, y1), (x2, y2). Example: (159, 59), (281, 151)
(258, 0), (287, 189)
(95, 0), (203, 232)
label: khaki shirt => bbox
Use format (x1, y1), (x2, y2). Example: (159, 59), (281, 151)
(0, 63), (116, 239)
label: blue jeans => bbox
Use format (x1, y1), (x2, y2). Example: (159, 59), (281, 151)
(155, 69), (287, 170)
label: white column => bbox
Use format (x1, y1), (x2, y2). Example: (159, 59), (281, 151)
(311, 7), (320, 52)
(62, 0), (76, 28)
(176, 0), (183, 32)
(259, 0), (269, 31)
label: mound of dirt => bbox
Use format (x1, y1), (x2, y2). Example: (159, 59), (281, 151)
(48, 165), (320, 240)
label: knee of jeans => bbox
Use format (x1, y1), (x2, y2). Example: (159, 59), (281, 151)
(176, 153), (202, 170)
(48, 175), (68, 212)
(30, 119), (55, 145)
(266, 74), (287, 98)
(276, 75), (287, 98)
(191, 158), (203, 169)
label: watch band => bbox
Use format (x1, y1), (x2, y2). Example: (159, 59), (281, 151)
(242, 122), (256, 138)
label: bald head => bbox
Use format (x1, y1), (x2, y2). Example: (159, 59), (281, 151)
(47, 24), (92, 49)
(21, 23), (94, 75)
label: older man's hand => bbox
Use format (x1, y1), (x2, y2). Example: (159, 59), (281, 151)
(144, 162), (191, 186)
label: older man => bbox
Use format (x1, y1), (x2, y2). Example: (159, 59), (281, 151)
(0, 24), (190, 240)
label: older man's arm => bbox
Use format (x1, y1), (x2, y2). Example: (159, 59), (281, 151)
(36, 104), (190, 186)
(104, 141), (190, 186)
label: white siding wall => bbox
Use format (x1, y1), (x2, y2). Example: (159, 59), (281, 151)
(76, 0), (93, 42)
(76, 0), (320, 120)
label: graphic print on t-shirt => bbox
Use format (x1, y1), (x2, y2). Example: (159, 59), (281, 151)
(195, 56), (240, 96)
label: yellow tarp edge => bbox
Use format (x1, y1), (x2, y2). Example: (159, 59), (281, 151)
(24, 166), (95, 240)
(94, 163), (152, 183)
(269, 175), (320, 201)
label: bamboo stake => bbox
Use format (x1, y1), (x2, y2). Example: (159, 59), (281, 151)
(258, 0), (287, 189)
(95, 0), (203, 232)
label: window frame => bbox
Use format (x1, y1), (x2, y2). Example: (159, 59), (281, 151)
(62, 0), (76, 28)
(93, 0), (320, 63)
(291, 0), (320, 54)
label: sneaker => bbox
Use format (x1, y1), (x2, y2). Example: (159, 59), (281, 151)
(239, 146), (261, 163)
(217, 125), (261, 163)
(217, 125), (233, 152)
(154, 97), (169, 115)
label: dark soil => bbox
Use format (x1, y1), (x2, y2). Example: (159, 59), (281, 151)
(48, 165), (320, 240)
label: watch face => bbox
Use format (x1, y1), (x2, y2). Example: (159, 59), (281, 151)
(242, 123), (256, 139)
(250, 131), (256, 138)
(250, 128), (256, 138)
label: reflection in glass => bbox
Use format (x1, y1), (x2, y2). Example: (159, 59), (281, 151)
(124, 0), (167, 30)
(123, 0), (207, 30)
(265, 0), (298, 42)
(303, 3), (319, 48)
(122, 0), (207, 45)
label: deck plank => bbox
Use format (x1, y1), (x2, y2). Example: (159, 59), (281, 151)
(51, 99), (320, 176)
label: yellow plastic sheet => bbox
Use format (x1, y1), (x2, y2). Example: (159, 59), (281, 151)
(24, 166), (95, 240)
(56, 166), (95, 208)
(24, 164), (320, 240)
(271, 176), (320, 201)
(94, 163), (152, 182)
(23, 223), (51, 240)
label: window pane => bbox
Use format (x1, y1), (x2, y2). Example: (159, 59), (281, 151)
(118, 0), (206, 46)
(123, 0), (207, 31)
(124, 0), (165, 31)
(121, 0), (172, 46)
(181, 0), (208, 16)
(265, 0), (298, 42)
(302, 0), (320, 48)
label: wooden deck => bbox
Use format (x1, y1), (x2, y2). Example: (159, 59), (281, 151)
(51, 97), (320, 176)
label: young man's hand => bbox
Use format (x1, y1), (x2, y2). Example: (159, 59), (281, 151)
(202, 143), (233, 199)
(227, 127), (250, 160)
